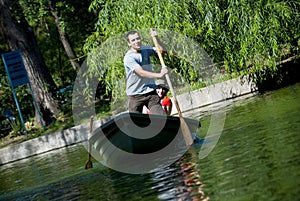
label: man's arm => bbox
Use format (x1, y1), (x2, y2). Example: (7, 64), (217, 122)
(134, 66), (168, 78)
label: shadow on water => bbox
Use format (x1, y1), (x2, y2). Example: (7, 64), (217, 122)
(255, 58), (300, 92)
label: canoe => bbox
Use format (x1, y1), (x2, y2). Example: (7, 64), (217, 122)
(88, 112), (200, 174)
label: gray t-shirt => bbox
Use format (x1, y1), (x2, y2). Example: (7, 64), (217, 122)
(124, 46), (157, 96)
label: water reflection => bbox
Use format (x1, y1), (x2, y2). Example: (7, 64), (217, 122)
(0, 144), (208, 200)
(195, 83), (300, 200)
(152, 150), (209, 201)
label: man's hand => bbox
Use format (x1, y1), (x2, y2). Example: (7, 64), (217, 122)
(150, 29), (167, 54)
(150, 29), (158, 38)
(159, 67), (168, 77)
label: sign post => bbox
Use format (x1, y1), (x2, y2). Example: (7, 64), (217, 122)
(1, 50), (44, 137)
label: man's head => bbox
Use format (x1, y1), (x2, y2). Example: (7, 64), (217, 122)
(126, 30), (142, 52)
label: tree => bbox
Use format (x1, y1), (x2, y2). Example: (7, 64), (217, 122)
(0, 0), (59, 125)
(84, 0), (300, 92)
(19, 0), (94, 74)
(48, 0), (80, 71)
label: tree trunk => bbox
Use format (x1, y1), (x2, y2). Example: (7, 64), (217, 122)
(0, 0), (59, 125)
(49, 0), (80, 71)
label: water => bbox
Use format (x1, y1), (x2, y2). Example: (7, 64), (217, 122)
(197, 83), (300, 201)
(0, 83), (299, 200)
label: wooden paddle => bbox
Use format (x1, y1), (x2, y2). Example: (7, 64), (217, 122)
(85, 116), (94, 169)
(150, 29), (194, 146)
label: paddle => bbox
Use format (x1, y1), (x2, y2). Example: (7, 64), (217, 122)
(85, 116), (94, 169)
(150, 29), (194, 146)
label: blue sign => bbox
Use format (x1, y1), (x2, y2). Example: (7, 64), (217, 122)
(2, 50), (30, 88)
(2, 50), (44, 136)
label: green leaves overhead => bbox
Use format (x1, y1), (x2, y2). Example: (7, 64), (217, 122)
(85, 0), (299, 89)
(85, 0), (196, 50)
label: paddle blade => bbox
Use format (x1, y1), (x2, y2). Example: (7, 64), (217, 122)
(85, 156), (93, 169)
(85, 116), (94, 169)
(180, 117), (194, 146)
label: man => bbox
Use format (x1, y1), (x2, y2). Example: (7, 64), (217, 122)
(124, 30), (168, 114)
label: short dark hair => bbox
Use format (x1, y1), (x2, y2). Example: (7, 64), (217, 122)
(157, 85), (169, 93)
(126, 30), (138, 42)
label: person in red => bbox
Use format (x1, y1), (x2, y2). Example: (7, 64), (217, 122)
(143, 79), (172, 115)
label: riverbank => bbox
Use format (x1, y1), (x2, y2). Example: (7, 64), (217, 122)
(0, 76), (258, 165)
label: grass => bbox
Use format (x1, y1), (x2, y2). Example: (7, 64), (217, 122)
(0, 101), (112, 149)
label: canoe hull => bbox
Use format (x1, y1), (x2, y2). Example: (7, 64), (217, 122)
(89, 112), (200, 173)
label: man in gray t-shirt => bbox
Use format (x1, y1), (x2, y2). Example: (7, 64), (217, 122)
(124, 30), (168, 114)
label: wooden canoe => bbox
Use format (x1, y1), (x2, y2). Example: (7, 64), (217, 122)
(88, 112), (200, 173)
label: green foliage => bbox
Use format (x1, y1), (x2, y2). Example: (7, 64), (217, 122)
(85, 0), (197, 50)
(0, 73), (35, 136)
(85, 0), (299, 95)
(1, 0), (299, 140)
(1, 0), (97, 138)
(19, 0), (95, 87)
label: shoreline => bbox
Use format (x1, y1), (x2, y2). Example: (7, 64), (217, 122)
(0, 76), (257, 165)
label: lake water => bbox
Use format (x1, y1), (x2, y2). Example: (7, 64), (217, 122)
(0, 83), (299, 200)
